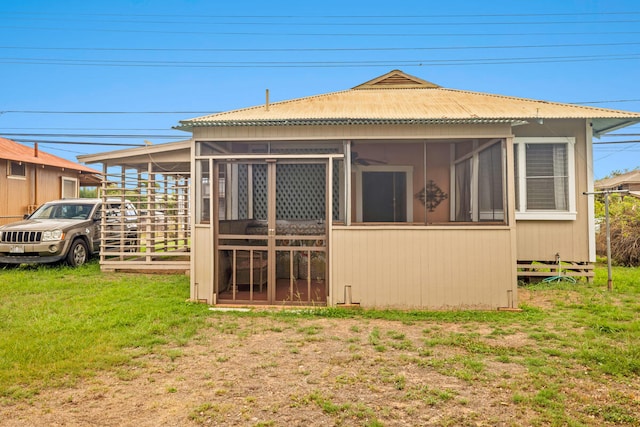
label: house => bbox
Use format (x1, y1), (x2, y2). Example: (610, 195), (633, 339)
(79, 70), (640, 309)
(1, 137), (101, 226)
(595, 169), (640, 197)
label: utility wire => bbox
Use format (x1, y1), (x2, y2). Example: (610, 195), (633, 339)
(2, 41), (640, 53)
(1, 132), (180, 139)
(7, 17), (640, 26)
(3, 26), (640, 37)
(10, 138), (146, 146)
(2, 53), (640, 68)
(0, 110), (215, 114)
(5, 11), (640, 18)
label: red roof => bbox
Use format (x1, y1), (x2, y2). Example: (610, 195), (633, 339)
(0, 137), (100, 175)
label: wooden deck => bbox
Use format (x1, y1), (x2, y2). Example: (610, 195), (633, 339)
(517, 260), (594, 282)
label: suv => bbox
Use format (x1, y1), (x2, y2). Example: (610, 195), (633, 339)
(0, 198), (137, 268)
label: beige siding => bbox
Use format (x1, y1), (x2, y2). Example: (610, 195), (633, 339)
(514, 120), (590, 262)
(330, 226), (517, 309)
(0, 162), (85, 225)
(192, 225), (213, 302)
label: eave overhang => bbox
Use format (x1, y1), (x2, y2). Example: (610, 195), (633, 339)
(174, 118), (527, 131)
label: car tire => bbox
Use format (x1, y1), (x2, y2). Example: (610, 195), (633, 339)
(66, 239), (88, 267)
(0, 263), (19, 270)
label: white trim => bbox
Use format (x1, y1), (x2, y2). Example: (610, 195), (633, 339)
(61, 176), (78, 198)
(515, 211), (577, 221)
(586, 121), (596, 262)
(514, 137), (576, 221)
(8, 161), (26, 178)
(355, 165), (413, 222)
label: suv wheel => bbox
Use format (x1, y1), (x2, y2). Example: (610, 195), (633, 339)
(0, 263), (19, 270)
(66, 239), (88, 267)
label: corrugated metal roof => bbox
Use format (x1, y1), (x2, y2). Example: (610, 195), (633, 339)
(0, 137), (100, 174)
(177, 70), (640, 131)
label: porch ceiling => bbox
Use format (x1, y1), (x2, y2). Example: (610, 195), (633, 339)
(77, 140), (191, 172)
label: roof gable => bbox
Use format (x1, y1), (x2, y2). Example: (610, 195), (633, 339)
(353, 69), (440, 89)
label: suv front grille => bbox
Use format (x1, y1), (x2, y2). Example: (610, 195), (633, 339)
(1, 231), (42, 243)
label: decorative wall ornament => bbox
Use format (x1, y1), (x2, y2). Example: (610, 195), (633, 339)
(415, 180), (448, 212)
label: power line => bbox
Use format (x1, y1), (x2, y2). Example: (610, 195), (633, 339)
(2, 53), (640, 68)
(7, 17), (640, 26)
(10, 139), (146, 146)
(5, 11), (640, 18)
(593, 140), (640, 145)
(4, 25), (640, 38)
(1, 132), (180, 139)
(0, 110), (215, 114)
(2, 41), (640, 53)
(573, 99), (640, 105)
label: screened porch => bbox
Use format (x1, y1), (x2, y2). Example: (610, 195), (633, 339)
(194, 137), (510, 306)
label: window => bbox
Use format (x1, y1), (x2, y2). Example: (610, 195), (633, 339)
(356, 166), (413, 223)
(61, 177), (78, 198)
(452, 141), (505, 223)
(9, 161), (26, 178)
(514, 137), (576, 220)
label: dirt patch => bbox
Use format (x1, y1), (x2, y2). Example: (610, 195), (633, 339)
(1, 312), (638, 426)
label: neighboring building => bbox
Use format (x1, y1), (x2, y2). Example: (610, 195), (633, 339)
(79, 70), (640, 309)
(595, 169), (640, 197)
(1, 137), (101, 225)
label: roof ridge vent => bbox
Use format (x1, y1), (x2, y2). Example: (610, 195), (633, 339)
(353, 69), (440, 89)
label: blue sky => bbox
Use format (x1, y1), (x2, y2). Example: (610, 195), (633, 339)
(1, 0), (639, 179)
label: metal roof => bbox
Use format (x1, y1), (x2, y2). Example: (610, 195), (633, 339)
(176, 70), (640, 136)
(595, 169), (640, 189)
(0, 137), (100, 175)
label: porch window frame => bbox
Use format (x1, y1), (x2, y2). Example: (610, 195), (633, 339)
(514, 137), (576, 221)
(355, 165), (414, 223)
(450, 139), (507, 224)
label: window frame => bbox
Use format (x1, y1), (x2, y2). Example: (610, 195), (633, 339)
(514, 137), (576, 221)
(61, 176), (79, 199)
(8, 161), (26, 179)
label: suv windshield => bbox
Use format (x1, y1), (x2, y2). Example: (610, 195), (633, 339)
(30, 203), (94, 220)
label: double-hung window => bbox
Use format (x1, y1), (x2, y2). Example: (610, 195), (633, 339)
(514, 137), (576, 220)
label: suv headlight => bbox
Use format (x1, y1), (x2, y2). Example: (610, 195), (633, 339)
(42, 229), (64, 241)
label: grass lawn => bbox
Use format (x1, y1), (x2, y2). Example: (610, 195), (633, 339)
(0, 261), (639, 426)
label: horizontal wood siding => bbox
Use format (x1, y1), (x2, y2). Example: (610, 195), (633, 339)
(514, 120), (590, 263)
(330, 227), (516, 309)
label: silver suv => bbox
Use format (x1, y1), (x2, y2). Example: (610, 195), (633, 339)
(0, 198), (137, 268)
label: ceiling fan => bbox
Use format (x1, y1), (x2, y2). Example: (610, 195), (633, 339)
(351, 151), (387, 166)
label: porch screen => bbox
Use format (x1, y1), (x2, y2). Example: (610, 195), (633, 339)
(478, 143), (504, 221)
(453, 141), (505, 223)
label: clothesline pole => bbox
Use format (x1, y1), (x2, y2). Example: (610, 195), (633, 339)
(583, 189), (628, 291)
